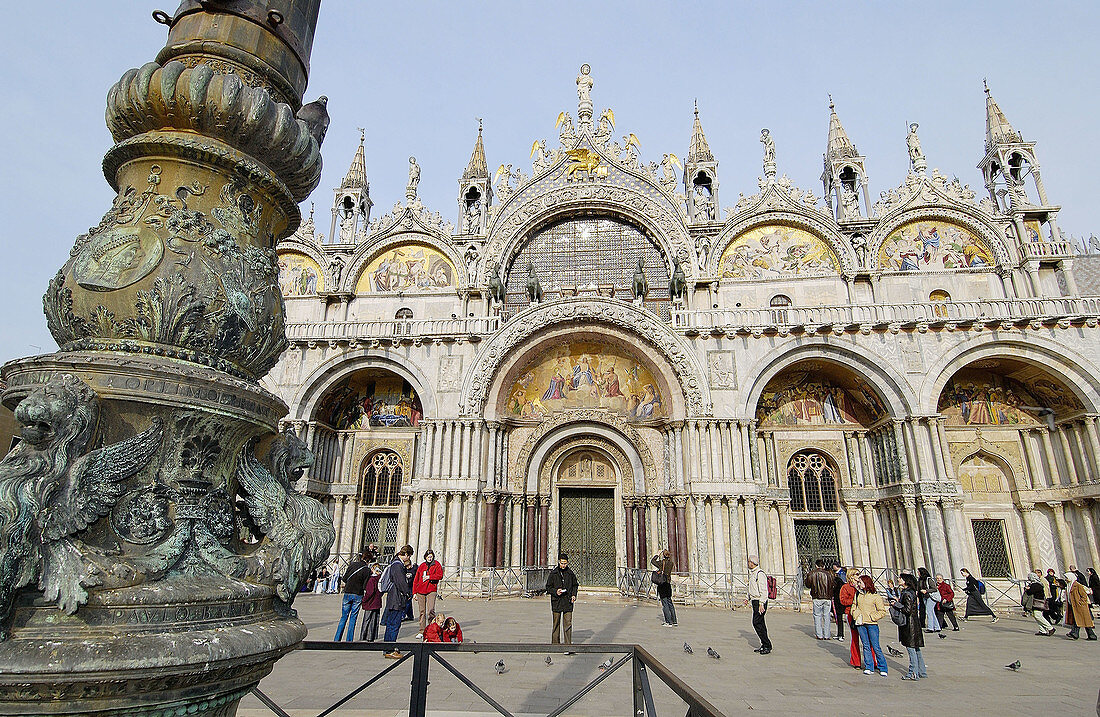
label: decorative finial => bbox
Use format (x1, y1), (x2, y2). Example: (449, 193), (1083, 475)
(356, 127), (365, 143)
(694, 98), (699, 117)
(309, 201), (315, 220)
(477, 117), (483, 134)
(828, 93), (834, 110)
(983, 78), (990, 95)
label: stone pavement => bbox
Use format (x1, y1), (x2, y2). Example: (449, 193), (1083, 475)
(238, 594), (1099, 716)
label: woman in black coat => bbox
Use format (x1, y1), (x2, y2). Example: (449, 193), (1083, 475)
(897, 573), (926, 680)
(959, 568), (998, 622)
(1087, 568), (1100, 607)
(650, 549), (677, 626)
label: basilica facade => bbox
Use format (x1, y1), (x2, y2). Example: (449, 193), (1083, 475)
(263, 68), (1100, 588)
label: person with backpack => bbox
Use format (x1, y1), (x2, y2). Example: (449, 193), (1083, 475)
(850, 575), (888, 677)
(380, 545), (414, 658)
(650, 549), (677, 627)
(960, 568), (998, 623)
(933, 574), (960, 631)
(333, 552), (370, 641)
(747, 555), (772, 655)
(896, 573), (927, 680)
(412, 549), (444, 639)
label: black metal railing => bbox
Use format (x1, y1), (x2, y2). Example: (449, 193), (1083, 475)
(250, 640), (726, 717)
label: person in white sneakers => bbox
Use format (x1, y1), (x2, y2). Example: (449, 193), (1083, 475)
(747, 555), (771, 655)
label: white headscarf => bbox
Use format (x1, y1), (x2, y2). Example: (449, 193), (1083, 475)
(1064, 571), (1078, 586)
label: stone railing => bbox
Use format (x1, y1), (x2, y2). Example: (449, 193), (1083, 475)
(1020, 240), (1076, 260)
(285, 316), (501, 342)
(671, 296), (1100, 334)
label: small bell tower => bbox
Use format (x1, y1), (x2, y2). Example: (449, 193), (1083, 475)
(329, 129), (371, 244)
(458, 120), (492, 236)
(821, 96), (871, 222)
(978, 81), (1053, 214)
(684, 102), (719, 224)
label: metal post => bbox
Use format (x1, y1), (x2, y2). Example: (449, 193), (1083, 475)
(409, 645), (430, 717)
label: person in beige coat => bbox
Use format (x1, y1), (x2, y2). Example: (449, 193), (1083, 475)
(1064, 572), (1097, 640)
(850, 575), (889, 676)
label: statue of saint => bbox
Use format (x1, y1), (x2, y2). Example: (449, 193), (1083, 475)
(406, 156), (421, 198)
(576, 64), (593, 105)
(760, 129), (775, 164)
(906, 123), (925, 169)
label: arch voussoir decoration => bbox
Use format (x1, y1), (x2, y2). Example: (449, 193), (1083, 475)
(459, 297), (711, 417)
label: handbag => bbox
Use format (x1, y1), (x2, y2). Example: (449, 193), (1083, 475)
(889, 604), (907, 626)
(940, 599), (955, 611)
(651, 570), (667, 586)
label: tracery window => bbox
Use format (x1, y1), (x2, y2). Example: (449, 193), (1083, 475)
(360, 450), (403, 507)
(505, 216), (670, 317)
(787, 450), (839, 513)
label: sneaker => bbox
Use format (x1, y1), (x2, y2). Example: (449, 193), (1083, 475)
(879, 672), (889, 677)
(384, 651), (403, 659)
(415, 633), (423, 639)
(863, 669), (873, 675)
(834, 636), (844, 641)
(991, 617), (998, 623)
(900, 675), (918, 681)
(952, 628), (960, 631)
(758, 648), (771, 655)
(753, 647), (762, 653)
(1034, 631), (1048, 636)
(671, 623), (678, 627)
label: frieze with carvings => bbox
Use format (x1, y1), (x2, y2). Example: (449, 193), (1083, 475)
(460, 298), (710, 417)
(350, 436), (415, 486)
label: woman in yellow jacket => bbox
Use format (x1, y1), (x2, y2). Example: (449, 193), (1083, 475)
(850, 575), (889, 676)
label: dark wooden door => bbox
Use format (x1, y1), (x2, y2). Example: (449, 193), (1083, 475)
(558, 488), (616, 586)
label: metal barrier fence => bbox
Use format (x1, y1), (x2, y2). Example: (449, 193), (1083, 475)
(302, 558), (553, 600)
(845, 566), (1026, 610)
(251, 641), (725, 717)
(617, 568), (804, 611)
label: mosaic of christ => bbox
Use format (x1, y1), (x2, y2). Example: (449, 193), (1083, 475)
(756, 364), (886, 427)
(506, 342), (665, 421)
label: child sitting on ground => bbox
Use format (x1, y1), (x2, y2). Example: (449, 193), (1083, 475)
(422, 613), (463, 643)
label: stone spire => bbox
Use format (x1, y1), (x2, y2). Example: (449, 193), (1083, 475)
(688, 100), (714, 163)
(984, 80), (1021, 151)
(464, 120), (488, 180)
(341, 129), (367, 188)
(826, 95), (857, 160)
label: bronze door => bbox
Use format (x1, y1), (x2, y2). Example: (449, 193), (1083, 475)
(558, 488), (616, 587)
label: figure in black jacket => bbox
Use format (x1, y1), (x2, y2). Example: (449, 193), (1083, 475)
(545, 553), (579, 645)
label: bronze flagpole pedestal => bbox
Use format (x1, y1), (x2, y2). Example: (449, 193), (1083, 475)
(0, 2), (334, 714)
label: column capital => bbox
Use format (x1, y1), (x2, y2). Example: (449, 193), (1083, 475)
(463, 491), (478, 500)
(486, 493), (499, 505)
(540, 495), (552, 507)
(901, 496), (917, 509)
(526, 495), (540, 508)
(1018, 501), (1035, 513)
(669, 495), (687, 508)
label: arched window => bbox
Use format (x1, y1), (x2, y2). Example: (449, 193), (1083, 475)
(787, 451), (839, 513)
(360, 450), (403, 506)
(929, 289), (950, 318)
(394, 308), (413, 336)
(769, 294), (792, 307)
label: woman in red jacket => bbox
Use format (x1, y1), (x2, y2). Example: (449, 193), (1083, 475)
(413, 549), (444, 638)
(933, 574), (960, 631)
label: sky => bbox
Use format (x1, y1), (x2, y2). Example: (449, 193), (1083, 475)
(1, 2), (1098, 365)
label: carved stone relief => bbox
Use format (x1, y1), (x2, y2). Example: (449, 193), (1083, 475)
(707, 350), (737, 389)
(439, 355), (464, 393)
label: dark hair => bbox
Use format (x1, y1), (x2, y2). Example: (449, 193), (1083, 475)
(558, 552), (569, 560)
(398, 545), (414, 557)
(815, 559), (825, 568)
(900, 573), (919, 590)
(424, 548), (435, 560)
(859, 576), (876, 593)
(917, 567), (931, 581)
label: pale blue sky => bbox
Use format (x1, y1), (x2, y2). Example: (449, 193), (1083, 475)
(1, 2), (1097, 364)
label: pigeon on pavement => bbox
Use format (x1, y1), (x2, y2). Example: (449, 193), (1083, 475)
(545, 656), (553, 666)
(495, 660), (507, 674)
(296, 96), (330, 147)
(707, 647), (721, 660)
(938, 633), (947, 639)
(886, 645), (904, 658)
(1004, 660), (1021, 672)
(683, 642), (693, 654)
(598, 657), (614, 671)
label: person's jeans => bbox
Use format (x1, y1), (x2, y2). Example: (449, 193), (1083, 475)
(905, 646), (927, 678)
(334, 594), (361, 641)
(551, 611), (573, 644)
(403, 596), (414, 621)
(360, 609), (380, 641)
(660, 597), (677, 625)
(1031, 609), (1053, 632)
(812, 599), (832, 638)
(751, 600), (771, 651)
(924, 598), (940, 630)
(382, 608), (404, 643)
(856, 624), (886, 674)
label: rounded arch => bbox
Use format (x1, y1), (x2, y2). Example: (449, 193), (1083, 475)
(741, 340), (918, 421)
(483, 183), (693, 281)
(711, 209), (855, 276)
(920, 335), (1100, 415)
(514, 414), (657, 496)
(956, 447), (1018, 494)
(539, 436), (633, 496)
(276, 239), (330, 296)
(459, 297), (711, 418)
(290, 349), (438, 423)
(343, 231), (468, 295)
(869, 206), (1011, 271)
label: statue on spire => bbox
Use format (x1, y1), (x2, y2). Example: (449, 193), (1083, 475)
(406, 156), (421, 201)
(577, 63), (594, 129)
(760, 128), (776, 179)
(906, 122), (927, 174)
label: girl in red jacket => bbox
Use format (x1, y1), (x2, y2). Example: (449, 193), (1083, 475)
(413, 549), (444, 638)
(422, 613), (463, 643)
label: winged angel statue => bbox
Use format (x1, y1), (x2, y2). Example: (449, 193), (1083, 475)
(0, 374), (163, 640)
(235, 429), (335, 605)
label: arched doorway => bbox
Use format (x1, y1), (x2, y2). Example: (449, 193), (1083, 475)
(555, 448), (618, 587)
(788, 450), (842, 573)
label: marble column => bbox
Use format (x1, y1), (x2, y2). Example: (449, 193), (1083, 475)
(726, 498), (744, 576)
(720, 422), (735, 480)
(1056, 425), (1079, 485)
(494, 496), (508, 567)
(921, 499), (949, 575)
(693, 496), (711, 572)
(744, 498), (759, 566)
(485, 423), (499, 490)
(482, 495), (498, 567)
(397, 494), (413, 547)
(637, 503), (649, 567)
(748, 421), (763, 484)
(893, 420), (913, 482)
(862, 503), (884, 567)
(624, 499), (636, 569)
(1039, 429), (1064, 486)
(525, 497), (538, 567)
(753, 499), (769, 568)
(510, 497), (523, 567)
(776, 502), (794, 576)
(675, 498), (690, 569)
(711, 497), (727, 575)
(664, 498), (678, 566)
(423, 421), (436, 481)
(1018, 503), (1042, 568)
(1078, 500), (1100, 570)
(943, 500), (969, 574)
(1020, 429), (1042, 489)
(846, 503), (865, 565)
(434, 492), (450, 559)
(1052, 502), (1076, 566)
(417, 492), (434, 553)
(460, 492), (477, 567)
(332, 496), (347, 555)
(539, 496), (551, 566)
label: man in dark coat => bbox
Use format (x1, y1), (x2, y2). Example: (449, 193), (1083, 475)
(830, 563), (846, 640)
(380, 545), (413, 658)
(545, 552), (579, 645)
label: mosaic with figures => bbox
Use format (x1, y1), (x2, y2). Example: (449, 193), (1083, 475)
(356, 244), (456, 293)
(506, 341), (665, 420)
(278, 252), (324, 296)
(938, 368), (1080, 427)
(757, 364), (886, 427)
(319, 370), (423, 429)
(719, 225), (839, 279)
(879, 220), (993, 271)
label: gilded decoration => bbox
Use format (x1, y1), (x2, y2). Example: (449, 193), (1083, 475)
(317, 370), (423, 430)
(278, 252), (324, 296)
(958, 452), (1012, 495)
(937, 365), (1080, 427)
(506, 342), (665, 422)
(355, 244), (456, 293)
(878, 220), (993, 271)
(718, 225), (839, 280)
(757, 363), (886, 427)
(541, 438), (630, 494)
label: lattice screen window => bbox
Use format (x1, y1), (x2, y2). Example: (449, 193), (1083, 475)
(787, 451), (839, 513)
(360, 450), (403, 506)
(505, 216), (671, 317)
(972, 519), (1012, 578)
